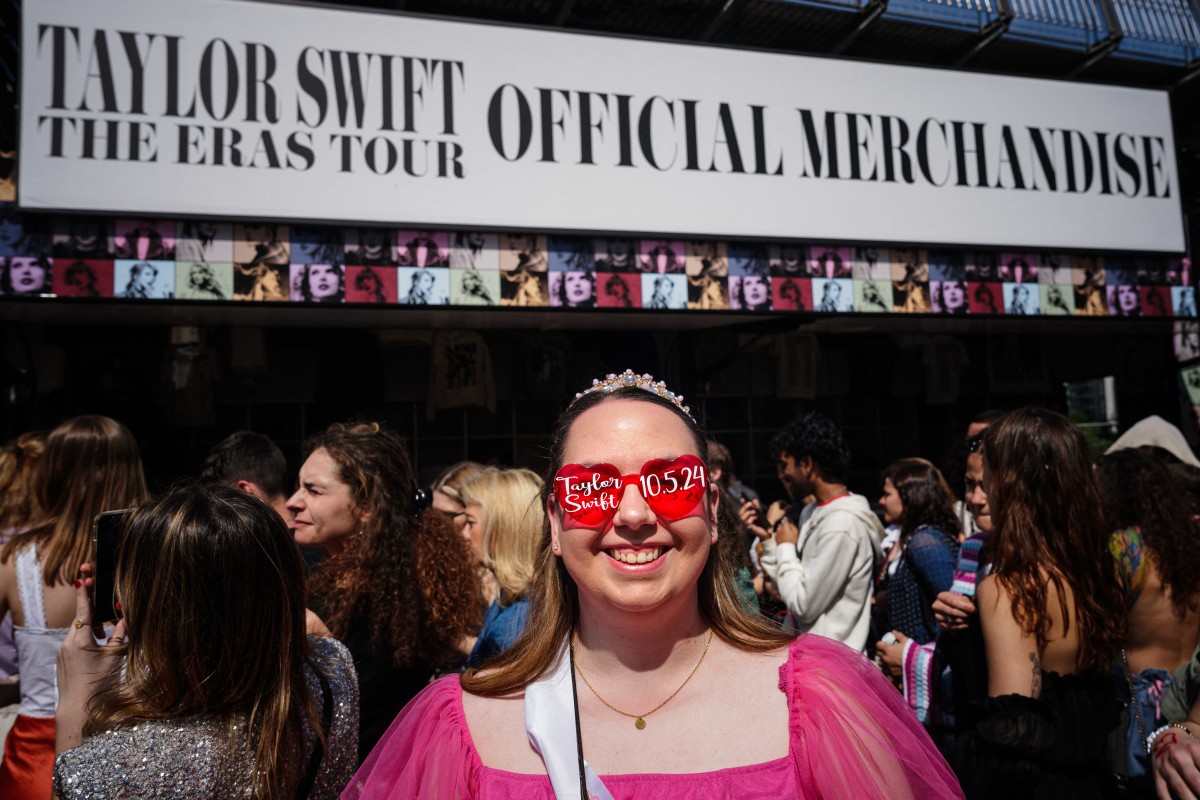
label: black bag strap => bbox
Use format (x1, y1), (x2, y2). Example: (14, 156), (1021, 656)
(569, 635), (589, 800)
(295, 669), (334, 800)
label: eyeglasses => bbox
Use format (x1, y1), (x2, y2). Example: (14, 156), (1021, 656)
(554, 454), (709, 531)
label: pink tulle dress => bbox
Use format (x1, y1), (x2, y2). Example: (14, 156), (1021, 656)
(343, 634), (964, 799)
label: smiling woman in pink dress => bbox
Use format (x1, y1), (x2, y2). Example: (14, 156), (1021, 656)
(343, 371), (963, 800)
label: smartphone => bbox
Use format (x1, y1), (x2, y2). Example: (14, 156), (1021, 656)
(91, 509), (131, 626)
(735, 492), (770, 529)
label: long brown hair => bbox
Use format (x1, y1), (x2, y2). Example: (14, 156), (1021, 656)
(462, 387), (792, 696)
(304, 422), (481, 669)
(982, 407), (1124, 670)
(881, 457), (961, 542)
(1097, 448), (1200, 617)
(85, 484), (323, 800)
(0, 431), (46, 530)
(1, 416), (146, 585)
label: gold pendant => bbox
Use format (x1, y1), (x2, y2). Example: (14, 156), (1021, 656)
(634, 717), (646, 730)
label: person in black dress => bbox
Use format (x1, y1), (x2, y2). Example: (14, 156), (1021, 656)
(956, 408), (1125, 798)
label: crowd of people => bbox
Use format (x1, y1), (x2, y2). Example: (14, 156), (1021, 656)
(0, 375), (1199, 799)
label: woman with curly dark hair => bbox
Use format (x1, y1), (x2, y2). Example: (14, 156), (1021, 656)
(873, 459), (961, 690)
(956, 407), (1126, 797)
(1097, 448), (1200, 790)
(287, 421), (481, 763)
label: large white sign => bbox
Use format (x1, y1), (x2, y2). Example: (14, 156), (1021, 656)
(19, 0), (1185, 252)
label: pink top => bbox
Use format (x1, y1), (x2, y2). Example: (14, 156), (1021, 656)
(343, 634), (964, 799)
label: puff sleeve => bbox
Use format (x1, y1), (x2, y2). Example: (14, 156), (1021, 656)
(787, 635), (964, 800)
(342, 676), (476, 800)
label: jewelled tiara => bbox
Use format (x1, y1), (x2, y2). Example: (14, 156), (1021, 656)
(572, 369), (693, 421)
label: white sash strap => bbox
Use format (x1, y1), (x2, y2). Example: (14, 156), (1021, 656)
(15, 545), (46, 628)
(525, 642), (614, 800)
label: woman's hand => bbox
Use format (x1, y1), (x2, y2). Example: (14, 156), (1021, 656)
(875, 631), (908, 679)
(773, 518), (800, 547)
(738, 499), (770, 540)
(56, 564), (125, 754)
(1154, 726), (1200, 800)
(764, 500), (789, 529)
(933, 590), (976, 631)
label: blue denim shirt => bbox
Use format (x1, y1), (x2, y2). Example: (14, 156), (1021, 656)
(466, 597), (530, 668)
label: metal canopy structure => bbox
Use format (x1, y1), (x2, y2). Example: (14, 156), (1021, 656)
(334, 0), (1200, 71)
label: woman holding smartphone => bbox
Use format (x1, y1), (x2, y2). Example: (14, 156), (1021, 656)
(0, 416), (146, 800)
(53, 483), (359, 799)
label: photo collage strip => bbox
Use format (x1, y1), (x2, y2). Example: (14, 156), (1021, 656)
(1, 205), (1192, 318)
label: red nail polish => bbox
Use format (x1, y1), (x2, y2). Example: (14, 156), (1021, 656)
(115, 601), (121, 611)
(74, 579), (81, 588)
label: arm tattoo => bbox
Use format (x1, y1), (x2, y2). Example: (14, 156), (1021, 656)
(1029, 653), (1042, 698)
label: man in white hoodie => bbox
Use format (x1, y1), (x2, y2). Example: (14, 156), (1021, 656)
(756, 412), (884, 652)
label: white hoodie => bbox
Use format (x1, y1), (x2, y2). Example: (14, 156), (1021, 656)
(759, 493), (884, 652)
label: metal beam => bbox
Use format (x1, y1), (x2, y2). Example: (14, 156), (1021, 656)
(1069, 0), (1123, 78)
(831, 0), (888, 56)
(699, 0), (743, 41)
(954, 0), (1013, 67)
(1184, 0), (1200, 79)
(1174, 61), (1200, 89)
(1068, 34), (1121, 77)
(549, 0), (576, 26)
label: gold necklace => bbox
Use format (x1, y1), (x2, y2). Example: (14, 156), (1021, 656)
(573, 630), (713, 730)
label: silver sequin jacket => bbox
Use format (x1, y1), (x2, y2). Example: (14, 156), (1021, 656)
(53, 636), (359, 799)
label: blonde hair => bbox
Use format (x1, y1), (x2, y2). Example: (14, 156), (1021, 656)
(461, 467), (544, 606)
(431, 460), (487, 506)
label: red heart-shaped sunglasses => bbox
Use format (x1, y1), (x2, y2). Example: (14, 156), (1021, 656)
(553, 454), (709, 530)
